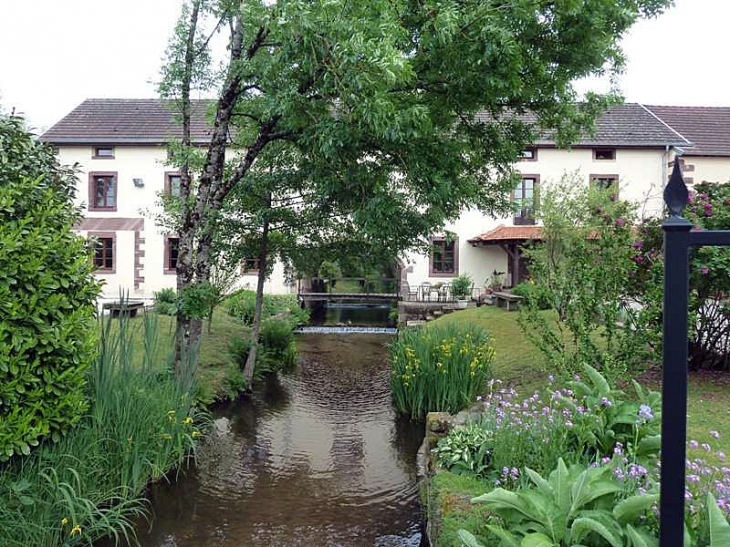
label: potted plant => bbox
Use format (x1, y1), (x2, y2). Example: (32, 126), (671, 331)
(488, 269), (505, 292)
(451, 273), (473, 308)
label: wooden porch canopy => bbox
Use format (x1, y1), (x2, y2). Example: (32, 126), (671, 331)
(468, 225), (542, 287)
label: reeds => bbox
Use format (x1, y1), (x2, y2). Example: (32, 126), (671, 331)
(390, 323), (494, 419)
(0, 305), (204, 546)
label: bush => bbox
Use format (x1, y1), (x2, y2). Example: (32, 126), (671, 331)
(154, 287), (178, 316)
(228, 336), (251, 367)
(0, 310), (203, 545)
(222, 363), (247, 399)
(258, 319), (298, 374)
(318, 260), (342, 279)
(260, 318), (295, 355)
(390, 323), (494, 419)
(511, 281), (551, 310)
(226, 291), (309, 327)
(0, 113), (100, 460)
(451, 273), (473, 300)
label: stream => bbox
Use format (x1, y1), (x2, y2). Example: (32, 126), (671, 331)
(133, 331), (425, 546)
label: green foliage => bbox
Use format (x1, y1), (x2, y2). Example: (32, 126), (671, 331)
(317, 260), (342, 280)
(226, 291), (308, 327)
(451, 273), (473, 300)
(154, 287), (178, 316)
(432, 423), (492, 477)
(228, 336), (251, 367)
(178, 281), (219, 320)
(0, 310), (204, 546)
(0, 113), (100, 460)
(260, 318), (294, 355)
(553, 364), (661, 459)
(222, 363), (247, 400)
(461, 458), (659, 547)
(511, 281), (551, 310)
(390, 324), (494, 419)
(518, 175), (653, 379)
(257, 319), (298, 374)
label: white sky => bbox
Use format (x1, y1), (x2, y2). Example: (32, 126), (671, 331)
(1, 0), (728, 132)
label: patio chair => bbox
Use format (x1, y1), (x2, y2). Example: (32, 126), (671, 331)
(420, 282), (432, 302)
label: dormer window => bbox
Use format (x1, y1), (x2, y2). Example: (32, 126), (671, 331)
(593, 148), (616, 161)
(93, 146), (115, 159)
(520, 148), (537, 161)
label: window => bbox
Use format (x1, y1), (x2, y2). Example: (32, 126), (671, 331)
(165, 237), (179, 273)
(593, 148), (616, 161)
(513, 176), (538, 225)
(165, 172), (182, 197)
(590, 174), (619, 199)
(93, 146), (115, 159)
(88, 172), (117, 211)
(520, 148), (537, 161)
(241, 258), (261, 273)
(93, 237), (114, 272)
(430, 238), (457, 276)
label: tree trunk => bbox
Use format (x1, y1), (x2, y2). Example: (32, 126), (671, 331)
(243, 196), (272, 387)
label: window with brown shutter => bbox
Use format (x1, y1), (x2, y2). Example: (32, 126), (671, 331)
(88, 172), (117, 211)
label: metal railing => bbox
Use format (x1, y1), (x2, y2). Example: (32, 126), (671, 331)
(659, 161), (730, 544)
(298, 277), (400, 298)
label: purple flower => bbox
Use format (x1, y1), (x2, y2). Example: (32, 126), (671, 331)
(701, 266), (710, 276)
(637, 404), (654, 423)
(616, 218), (626, 228)
(702, 443), (712, 453)
(548, 374), (555, 383)
(690, 440), (699, 449)
(710, 430), (721, 439)
(573, 374), (581, 381)
(614, 442), (624, 456)
(633, 241), (644, 249)
(566, 421), (574, 428)
(601, 397), (613, 408)
(718, 452), (727, 460)
(634, 255), (644, 264)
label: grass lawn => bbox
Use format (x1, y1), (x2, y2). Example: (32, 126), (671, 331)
(97, 307), (246, 403)
(426, 305), (730, 545)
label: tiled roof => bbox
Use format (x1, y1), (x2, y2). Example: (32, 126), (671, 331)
(468, 225), (542, 244)
(39, 99), (214, 145)
(477, 103), (691, 148)
(643, 105), (730, 157)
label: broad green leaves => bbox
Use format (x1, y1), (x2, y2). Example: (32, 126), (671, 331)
(465, 458), (659, 546)
(0, 114), (100, 460)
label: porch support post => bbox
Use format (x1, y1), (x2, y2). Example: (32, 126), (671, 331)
(499, 243), (520, 288)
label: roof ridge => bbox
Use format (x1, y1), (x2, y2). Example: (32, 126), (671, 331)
(639, 104), (693, 146)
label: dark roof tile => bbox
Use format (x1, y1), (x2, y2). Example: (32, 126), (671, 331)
(39, 98), (213, 145)
(644, 105), (730, 157)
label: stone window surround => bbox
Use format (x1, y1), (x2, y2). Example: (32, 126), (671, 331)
(88, 171), (118, 212)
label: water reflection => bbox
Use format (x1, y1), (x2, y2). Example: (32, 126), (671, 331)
(132, 334), (424, 546)
(309, 302), (396, 327)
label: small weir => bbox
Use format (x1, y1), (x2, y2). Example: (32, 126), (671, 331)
(127, 303), (425, 547)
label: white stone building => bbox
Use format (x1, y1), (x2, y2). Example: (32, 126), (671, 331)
(41, 100), (730, 300)
(40, 99), (292, 302)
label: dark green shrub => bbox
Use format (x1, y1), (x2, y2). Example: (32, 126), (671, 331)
(0, 113), (100, 459)
(260, 318), (295, 355)
(511, 281), (551, 310)
(226, 290), (309, 327)
(451, 273), (473, 299)
(222, 363), (247, 399)
(228, 336), (251, 367)
(154, 287), (178, 316)
(317, 260), (342, 279)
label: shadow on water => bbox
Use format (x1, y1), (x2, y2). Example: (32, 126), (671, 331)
(126, 333), (425, 547)
(309, 302), (396, 327)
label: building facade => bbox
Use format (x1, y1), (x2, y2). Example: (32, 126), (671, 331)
(40, 99), (292, 302)
(41, 100), (730, 300)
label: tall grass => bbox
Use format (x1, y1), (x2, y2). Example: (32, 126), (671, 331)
(390, 323), (494, 419)
(0, 308), (203, 546)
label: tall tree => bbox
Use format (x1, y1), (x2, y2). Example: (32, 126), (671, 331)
(159, 0), (673, 375)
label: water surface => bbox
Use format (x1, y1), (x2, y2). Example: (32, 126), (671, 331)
(134, 334), (424, 547)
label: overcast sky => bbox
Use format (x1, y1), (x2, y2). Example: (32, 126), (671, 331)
(1, 0), (728, 132)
